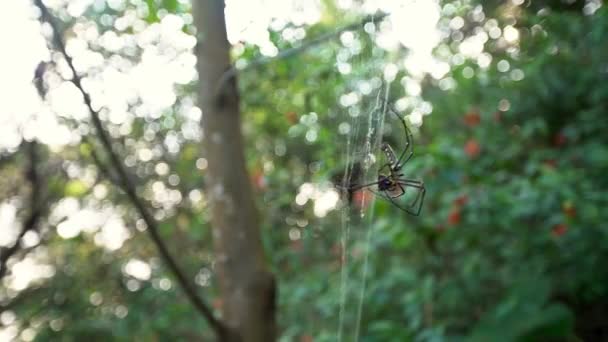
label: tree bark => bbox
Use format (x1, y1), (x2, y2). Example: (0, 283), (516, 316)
(193, 2), (276, 341)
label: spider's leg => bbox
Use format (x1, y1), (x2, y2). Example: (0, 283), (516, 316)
(407, 184), (424, 208)
(396, 179), (424, 188)
(396, 180), (426, 215)
(388, 108), (415, 170)
(411, 187), (425, 216)
(371, 187), (423, 216)
(335, 162), (392, 194)
(387, 190), (423, 216)
(341, 180), (381, 192)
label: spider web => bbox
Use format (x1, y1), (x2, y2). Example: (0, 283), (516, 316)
(336, 82), (391, 341)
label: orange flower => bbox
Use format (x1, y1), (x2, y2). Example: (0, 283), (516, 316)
(552, 224), (568, 237)
(464, 139), (481, 158)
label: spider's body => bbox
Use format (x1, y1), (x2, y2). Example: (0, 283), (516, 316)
(377, 175), (395, 192)
(377, 175), (405, 198)
(342, 108), (426, 215)
(377, 145), (405, 197)
(380, 143), (399, 170)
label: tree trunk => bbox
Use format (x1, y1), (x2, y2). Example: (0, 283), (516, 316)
(193, 2), (276, 341)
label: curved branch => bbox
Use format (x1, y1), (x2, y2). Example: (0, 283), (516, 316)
(0, 142), (43, 280)
(32, 1), (228, 337)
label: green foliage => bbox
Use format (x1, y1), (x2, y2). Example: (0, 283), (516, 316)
(270, 3), (608, 341)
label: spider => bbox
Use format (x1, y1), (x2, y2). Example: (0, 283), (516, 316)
(345, 108), (426, 216)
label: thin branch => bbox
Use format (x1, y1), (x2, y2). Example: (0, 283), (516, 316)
(0, 142), (43, 280)
(214, 12), (389, 97)
(32, 1), (228, 337)
(82, 136), (121, 186)
(0, 142), (24, 171)
(0, 285), (48, 319)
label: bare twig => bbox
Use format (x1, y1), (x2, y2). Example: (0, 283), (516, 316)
(0, 142), (23, 171)
(0, 142), (43, 280)
(82, 136), (121, 186)
(0, 285), (48, 319)
(214, 12), (389, 97)
(32, 1), (227, 336)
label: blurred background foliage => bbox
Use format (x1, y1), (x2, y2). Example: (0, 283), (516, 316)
(1, 0), (607, 341)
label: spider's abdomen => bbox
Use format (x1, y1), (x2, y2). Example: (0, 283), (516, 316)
(377, 175), (406, 198)
(380, 143), (398, 167)
(377, 175), (394, 191)
(386, 186), (405, 198)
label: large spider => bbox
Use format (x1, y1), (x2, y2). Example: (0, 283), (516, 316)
(345, 108), (426, 216)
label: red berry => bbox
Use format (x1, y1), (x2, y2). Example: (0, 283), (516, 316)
(448, 209), (461, 225)
(300, 335), (313, 342)
(463, 110), (481, 127)
(553, 133), (567, 147)
(562, 202), (576, 218)
(552, 224), (567, 237)
(454, 195), (468, 207)
(543, 159), (557, 169)
(464, 139), (481, 158)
